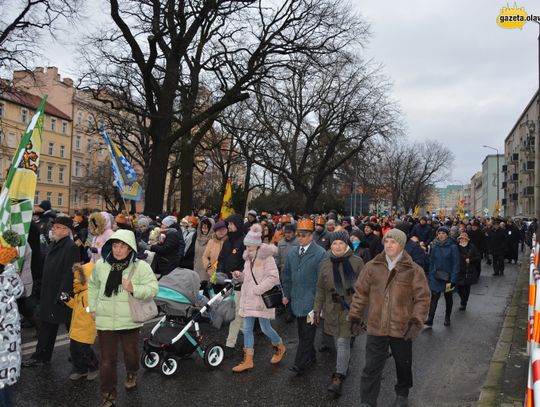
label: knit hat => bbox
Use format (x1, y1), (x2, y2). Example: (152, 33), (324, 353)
(247, 210), (257, 217)
(437, 226), (450, 235)
(162, 215), (178, 227)
(244, 223), (262, 247)
(36, 200), (51, 212)
(384, 228), (407, 248)
(137, 217), (149, 227)
(330, 230), (349, 244)
(350, 229), (365, 241)
(394, 221), (410, 235)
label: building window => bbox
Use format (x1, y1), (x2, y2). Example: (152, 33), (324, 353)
(48, 142), (54, 155)
(60, 145), (65, 158)
(21, 108), (29, 123)
(84, 193), (90, 205)
(86, 162), (91, 176)
(87, 114), (94, 130)
(75, 135), (81, 151)
(57, 193), (63, 207)
(87, 138), (92, 150)
(34, 192), (39, 205)
(74, 161), (81, 177)
(7, 133), (17, 148)
(96, 195), (102, 205)
(59, 167), (64, 183)
(0, 129), (4, 145)
(0, 102), (4, 117)
(46, 191), (52, 202)
(62, 121), (67, 134)
(51, 118), (56, 132)
(77, 111), (82, 126)
(73, 189), (80, 204)
(36, 166), (41, 180)
(47, 165), (53, 182)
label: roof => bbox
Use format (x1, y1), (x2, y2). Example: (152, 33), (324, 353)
(0, 86), (71, 121)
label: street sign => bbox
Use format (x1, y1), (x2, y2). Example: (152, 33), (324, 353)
(483, 208), (489, 215)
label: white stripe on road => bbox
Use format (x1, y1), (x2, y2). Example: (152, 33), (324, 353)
(21, 316), (163, 354)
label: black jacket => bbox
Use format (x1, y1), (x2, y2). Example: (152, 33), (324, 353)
(313, 230), (330, 251)
(217, 214), (245, 289)
(364, 232), (383, 259)
(405, 240), (428, 273)
(39, 236), (80, 324)
(488, 227), (508, 255)
(457, 243), (481, 285)
(151, 228), (182, 276)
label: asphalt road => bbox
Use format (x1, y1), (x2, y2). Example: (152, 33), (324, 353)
(15, 259), (521, 407)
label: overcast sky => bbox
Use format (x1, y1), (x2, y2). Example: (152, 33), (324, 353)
(40, 0), (540, 186)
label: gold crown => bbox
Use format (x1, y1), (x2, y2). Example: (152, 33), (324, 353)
(297, 218), (314, 231)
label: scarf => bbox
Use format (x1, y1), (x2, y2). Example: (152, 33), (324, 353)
(104, 256), (132, 297)
(330, 251), (357, 300)
(385, 251), (404, 271)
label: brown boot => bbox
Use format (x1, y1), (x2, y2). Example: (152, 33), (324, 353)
(232, 348), (254, 372)
(124, 371), (137, 390)
(100, 392), (116, 407)
(270, 342), (287, 364)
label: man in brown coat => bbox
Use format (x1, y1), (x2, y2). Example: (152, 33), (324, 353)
(349, 228), (430, 407)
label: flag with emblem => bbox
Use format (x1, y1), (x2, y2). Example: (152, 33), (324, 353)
(101, 125), (143, 201)
(219, 179), (235, 220)
(0, 95), (47, 270)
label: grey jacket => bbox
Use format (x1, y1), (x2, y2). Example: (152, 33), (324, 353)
(274, 237), (298, 271)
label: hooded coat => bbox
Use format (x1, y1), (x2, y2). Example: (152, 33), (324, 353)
(65, 262), (96, 344)
(193, 218), (215, 280)
(201, 230), (227, 278)
(238, 244), (280, 319)
(217, 214), (245, 290)
(90, 212), (114, 263)
(428, 238), (460, 292)
(150, 227), (182, 276)
(88, 230), (158, 331)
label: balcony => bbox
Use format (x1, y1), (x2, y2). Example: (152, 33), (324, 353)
(510, 153), (519, 162)
(524, 186), (534, 197)
(509, 173), (519, 183)
(502, 198), (507, 206)
(502, 164), (508, 172)
(502, 181), (507, 189)
(511, 193), (518, 201)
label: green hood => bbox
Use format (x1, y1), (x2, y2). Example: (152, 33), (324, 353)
(101, 229), (138, 264)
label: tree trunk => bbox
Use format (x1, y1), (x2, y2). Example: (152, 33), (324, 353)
(179, 138), (195, 216)
(239, 162), (252, 214)
(144, 140), (171, 215)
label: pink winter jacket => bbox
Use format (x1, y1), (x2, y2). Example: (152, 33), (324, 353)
(239, 243), (280, 319)
(91, 212), (114, 262)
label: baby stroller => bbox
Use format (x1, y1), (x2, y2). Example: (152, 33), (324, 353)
(141, 268), (235, 376)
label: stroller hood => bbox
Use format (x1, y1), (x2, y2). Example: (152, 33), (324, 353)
(155, 268), (201, 315)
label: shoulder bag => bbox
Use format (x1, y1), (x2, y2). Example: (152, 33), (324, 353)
(249, 250), (283, 309)
(126, 265), (158, 323)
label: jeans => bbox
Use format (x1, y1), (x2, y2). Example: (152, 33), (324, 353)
(226, 290), (243, 348)
(70, 339), (99, 374)
(361, 335), (413, 407)
(0, 387), (11, 407)
(98, 329), (139, 397)
(294, 316), (317, 369)
(334, 337), (351, 376)
(243, 317), (282, 349)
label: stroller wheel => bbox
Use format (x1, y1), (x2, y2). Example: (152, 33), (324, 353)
(161, 358), (178, 376)
(142, 351), (160, 370)
(204, 342), (225, 369)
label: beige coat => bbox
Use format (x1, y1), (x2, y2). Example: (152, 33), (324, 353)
(201, 234), (227, 279)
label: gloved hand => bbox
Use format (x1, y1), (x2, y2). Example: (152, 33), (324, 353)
(58, 292), (71, 303)
(351, 320), (366, 335)
(138, 241), (149, 251)
(404, 319), (423, 341)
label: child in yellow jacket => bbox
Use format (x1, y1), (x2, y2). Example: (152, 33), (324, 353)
(60, 262), (99, 380)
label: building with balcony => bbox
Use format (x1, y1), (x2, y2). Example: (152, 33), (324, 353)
(469, 171), (483, 216)
(481, 154), (505, 216)
(503, 90), (539, 218)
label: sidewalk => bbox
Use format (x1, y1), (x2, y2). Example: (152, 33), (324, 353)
(478, 254), (529, 406)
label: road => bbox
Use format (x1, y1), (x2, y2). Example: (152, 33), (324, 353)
(14, 259), (521, 407)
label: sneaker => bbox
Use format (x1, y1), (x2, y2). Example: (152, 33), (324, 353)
(87, 370), (99, 381)
(327, 373), (345, 397)
(69, 372), (87, 380)
(22, 358), (49, 368)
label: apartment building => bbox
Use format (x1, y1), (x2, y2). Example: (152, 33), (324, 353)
(503, 90), (539, 218)
(0, 86), (72, 213)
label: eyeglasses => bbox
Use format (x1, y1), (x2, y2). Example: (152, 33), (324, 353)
(296, 232), (310, 237)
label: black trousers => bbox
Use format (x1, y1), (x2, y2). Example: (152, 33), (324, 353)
(428, 291), (453, 320)
(70, 339), (99, 374)
(361, 335), (413, 407)
(492, 254), (505, 275)
(457, 285), (471, 306)
(294, 316), (317, 369)
(31, 320), (70, 362)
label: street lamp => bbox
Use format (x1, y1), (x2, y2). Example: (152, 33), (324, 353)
(483, 145), (500, 207)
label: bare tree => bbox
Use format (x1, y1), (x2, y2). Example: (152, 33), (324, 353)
(0, 0), (80, 69)
(78, 0), (364, 215)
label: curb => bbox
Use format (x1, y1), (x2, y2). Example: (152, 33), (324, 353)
(477, 257), (529, 406)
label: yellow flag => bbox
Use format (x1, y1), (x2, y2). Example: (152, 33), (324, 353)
(219, 179), (235, 220)
(493, 199), (500, 217)
(413, 205), (420, 217)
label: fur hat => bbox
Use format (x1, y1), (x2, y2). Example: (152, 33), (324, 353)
(384, 228), (407, 248)
(244, 223), (262, 246)
(53, 216), (73, 230)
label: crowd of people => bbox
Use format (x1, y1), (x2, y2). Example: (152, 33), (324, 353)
(5, 199), (535, 407)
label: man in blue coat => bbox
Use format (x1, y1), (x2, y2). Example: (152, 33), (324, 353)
(282, 218), (326, 374)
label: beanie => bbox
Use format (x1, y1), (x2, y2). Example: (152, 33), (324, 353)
(137, 217), (149, 227)
(162, 215), (178, 227)
(437, 226), (450, 235)
(350, 229), (365, 241)
(244, 223), (262, 247)
(384, 229), (407, 248)
(394, 221), (410, 235)
(39, 200), (52, 212)
(330, 230), (349, 244)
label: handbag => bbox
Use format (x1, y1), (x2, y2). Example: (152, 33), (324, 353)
(126, 266), (158, 323)
(249, 250), (283, 309)
(434, 269), (450, 282)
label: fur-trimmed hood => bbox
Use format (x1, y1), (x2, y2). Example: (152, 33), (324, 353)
(243, 243), (277, 261)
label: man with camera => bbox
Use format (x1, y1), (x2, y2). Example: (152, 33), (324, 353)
(23, 216), (80, 367)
